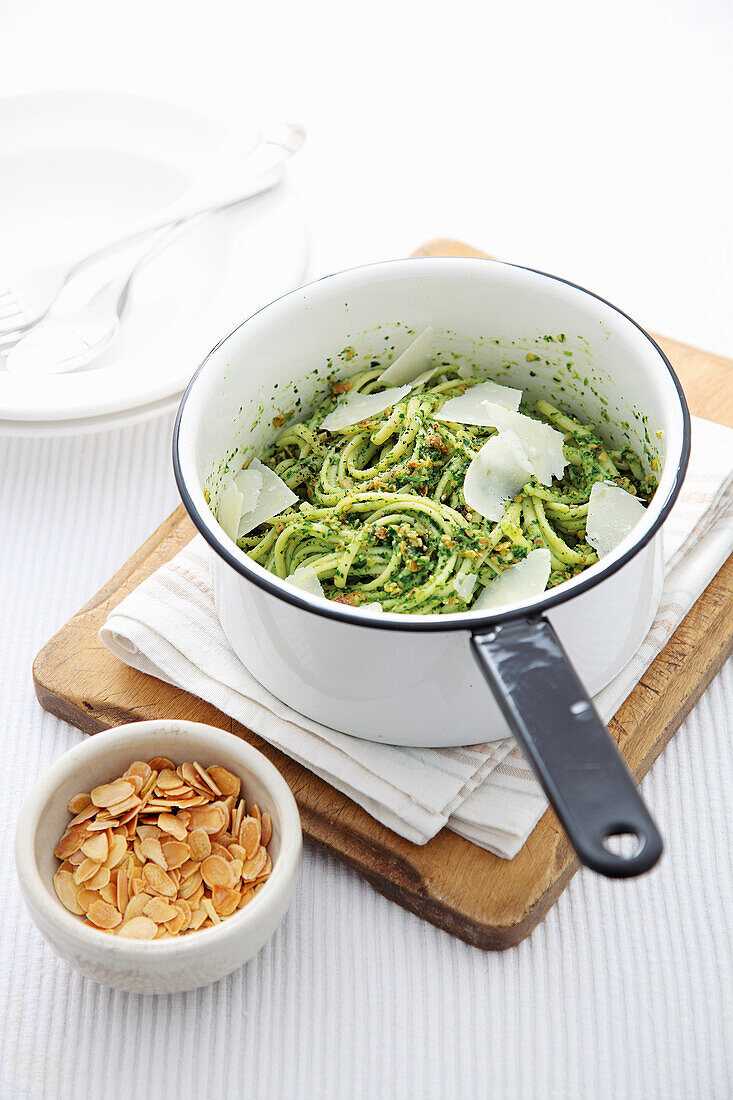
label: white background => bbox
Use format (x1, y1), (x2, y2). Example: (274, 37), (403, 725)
(1, 1), (731, 1097)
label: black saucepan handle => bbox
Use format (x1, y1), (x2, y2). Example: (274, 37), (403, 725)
(470, 616), (663, 877)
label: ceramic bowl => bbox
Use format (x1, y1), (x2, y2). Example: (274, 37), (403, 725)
(15, 720), (302, 994)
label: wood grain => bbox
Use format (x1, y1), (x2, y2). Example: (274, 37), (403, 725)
(32, 239), (733, 949)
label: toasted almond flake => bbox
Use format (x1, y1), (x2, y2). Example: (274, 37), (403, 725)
(229, 858), (244, 881)
(242, 847), (267, 881)
(103, 834), (128, 870)
(68, 849), (87, 866)
(54, 827), (86, 860)
(202, 898), (221, 925)
(207, 765), (241, 799)
(201, 855), (236, 889)
(179, 858), (202, 879)
(86, 900), (122, 929)
(161, 840), (190, 869)
(140, 837), (168, 870)
(211, 885), (241, 917)
(261, 812), (272, 847)
(179, 871), (203, 900)
(173, 899), (192, 927)
(67, 793), (92, 815)
(157, 813), (187, 840)
(142, 864), (176, 898)
(148, 757), (174, 772)
(77, 888), (99, 913)
(85, 817), (114, 832)
(239, 817), (261, 860)
(229, 843), (247, 862)
(118, 916), (157, 940)
(136, 825), (162, 841)
(117, 865), (129, 914)
(68, 803), (100, 827)
(250, 803), (261, 826)
(80, 831), (108, 863)
(124, 760), (153, 783)
(189, 906), (207, 930)
(187, 828), (211, 861)
(124, 894), (153, 921)
(210, 841), (233, 861)
(54, 870), (84, 914)
(193, 761), (221, 796)
(91, 780), (135, 808)
(106, 794), (141, 817)
(188, 806), (226, 836)
(166, 909), (187, 935)
(143, 897), (179, 923)
(87, 866), (111, 891)
(238, 886), (256, 909)
(130, 877), (147, 897)
(73, 858), (102, 885)
(99, 882), (118, 905)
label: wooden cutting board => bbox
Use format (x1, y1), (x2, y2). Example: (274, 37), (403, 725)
(33, 240), (733, 949)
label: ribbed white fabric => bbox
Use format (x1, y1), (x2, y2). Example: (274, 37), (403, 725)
(2, 418), (731, 1100)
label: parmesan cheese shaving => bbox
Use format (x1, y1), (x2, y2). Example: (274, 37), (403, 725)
(435, 380), (522, 423)
(379, 326), (434, 385)
(216, 458), (298, 542)
(453, 573), (477, 601)
(586, 482), (646, 557)
(463, 431), (534, 522)
(476, 403), (567, 485)
(286, 565), (325, 598)
(472, 549), (552, 611)
(320, 385), (412, 432)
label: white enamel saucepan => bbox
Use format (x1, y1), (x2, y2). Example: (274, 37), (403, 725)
(174, 259), (690, 878)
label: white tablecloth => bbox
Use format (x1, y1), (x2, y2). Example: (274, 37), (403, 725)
(2, 1), (733, 1095)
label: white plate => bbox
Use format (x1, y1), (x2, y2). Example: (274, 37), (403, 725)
(0, 91), (309, 435)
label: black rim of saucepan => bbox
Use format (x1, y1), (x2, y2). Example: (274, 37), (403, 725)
(173, 258), (691, 881)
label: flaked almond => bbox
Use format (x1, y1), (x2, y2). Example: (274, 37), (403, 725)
(211, 885), (241, 917)
(179, 871), (203, 900)
(87, 865), (111, 891)
(87, 900), (122, 929)
(261, 812), (272, 847)
(104, 834), (128, 870)
(124, 893), (153, 921)
(80, 831), (109, 863)
(142, 863), (177, 898)
(207, 765), (241, 798)
(187, 828), (211, 861)
(161, 840), (189, 869)
(91, 780), (135, 808)
(143, 897), (179, 924)
(67, 793), (92, 815)
(118, 916), (157, 940)
(99, 882), (118, 906)
(201, 855), (235, 889)
(157, 813), (187, 841)
(54, 870), (84, 914)
(139, 837), (167, 870)
(242, 847), (267, 882)
(54, 827), (86, 860)
(239, 817), (261, 860)
(73, 858), (102, 885)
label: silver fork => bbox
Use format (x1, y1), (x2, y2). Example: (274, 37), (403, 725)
(0, 122), (304, 347)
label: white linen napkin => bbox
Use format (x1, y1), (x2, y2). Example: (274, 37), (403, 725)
(100, 416), (733, 858)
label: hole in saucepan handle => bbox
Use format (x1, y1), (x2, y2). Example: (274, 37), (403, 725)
(470, 615), (664, 878)
(601, 830), (644, 859)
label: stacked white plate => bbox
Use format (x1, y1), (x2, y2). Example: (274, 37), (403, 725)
(0, 91), (309, 435)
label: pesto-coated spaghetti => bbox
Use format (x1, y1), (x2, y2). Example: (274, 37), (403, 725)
(234, 366), (656, 614)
